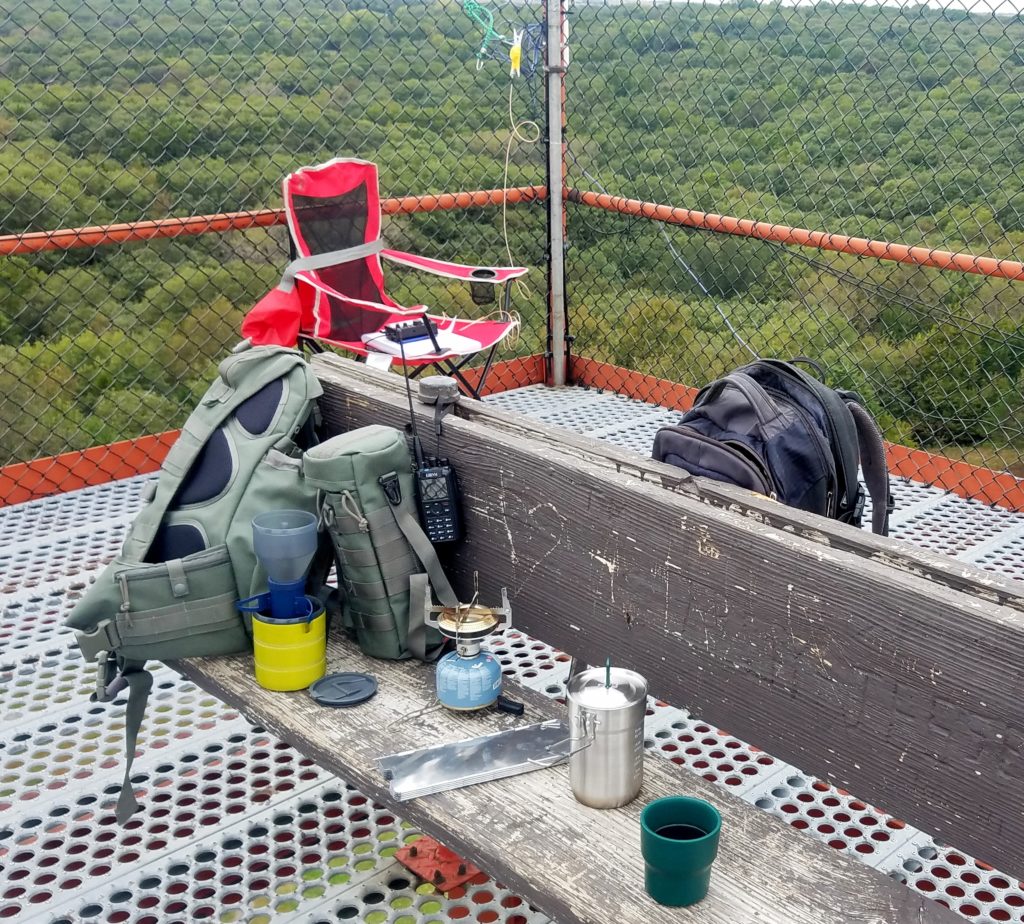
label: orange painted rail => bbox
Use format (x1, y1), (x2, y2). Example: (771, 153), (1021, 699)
(461, 353), (547, 396)
(0, 186), (547, 255)
(568, 188), (1024, 282)
(8, 184), (1022, 284)
(0, 356), (547, 506)
(0, 431), (180, 506)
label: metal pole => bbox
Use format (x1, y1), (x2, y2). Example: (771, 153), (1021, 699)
(545, 0), (568, 386)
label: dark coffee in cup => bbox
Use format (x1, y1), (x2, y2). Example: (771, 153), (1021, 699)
(656, 824), (707, 840)
(641, 796), (722, 906)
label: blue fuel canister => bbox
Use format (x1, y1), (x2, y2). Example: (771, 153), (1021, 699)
(436, 648), (502, 710)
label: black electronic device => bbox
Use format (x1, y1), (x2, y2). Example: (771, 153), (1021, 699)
(396, 340), (464, 544)
(385, 318), (439, 344)
(416, 458), (462, 543)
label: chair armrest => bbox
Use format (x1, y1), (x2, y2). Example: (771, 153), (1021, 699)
(381, 249), (528, 284)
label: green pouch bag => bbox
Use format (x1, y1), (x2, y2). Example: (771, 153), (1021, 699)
(304, 424), (457, 661)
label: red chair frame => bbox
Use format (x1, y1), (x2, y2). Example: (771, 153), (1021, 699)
(243, 158), (527, 398)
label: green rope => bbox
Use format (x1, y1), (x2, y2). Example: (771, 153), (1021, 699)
(462, 0), (508, 62)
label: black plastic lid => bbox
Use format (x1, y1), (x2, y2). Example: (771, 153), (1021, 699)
(309, 672), (378, 708)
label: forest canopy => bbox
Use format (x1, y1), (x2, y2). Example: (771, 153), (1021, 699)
(1, 0), (1022, 475)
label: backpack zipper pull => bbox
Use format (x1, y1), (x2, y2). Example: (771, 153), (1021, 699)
(117, 572), (130, 611)
(116, 572), (134, 628)
(341, 490), (369, 532)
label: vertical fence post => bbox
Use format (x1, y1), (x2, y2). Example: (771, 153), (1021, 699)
(544, 0), (568, 386)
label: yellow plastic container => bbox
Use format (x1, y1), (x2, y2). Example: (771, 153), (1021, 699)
(252, 604), (327, 692)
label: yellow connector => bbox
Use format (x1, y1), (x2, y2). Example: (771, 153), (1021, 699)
(509, 29), (523, 78)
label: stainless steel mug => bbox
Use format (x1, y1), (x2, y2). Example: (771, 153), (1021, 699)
(566, 666), (648, 808)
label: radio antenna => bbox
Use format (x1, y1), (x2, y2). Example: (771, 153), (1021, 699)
(398, 337), (425, 467)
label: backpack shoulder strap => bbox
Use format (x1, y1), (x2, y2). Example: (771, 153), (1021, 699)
(305, 531), (343, 632)
(408, 573), (448, 663)
(751, 359), (863, 517)
(387, 499), (458, 607)
(381, 482), (457, 661)
(113, 662), (153, 824)
(123, 347), (316, 561)
(845, 399), (894, 536)
(85, 657), (152, 824)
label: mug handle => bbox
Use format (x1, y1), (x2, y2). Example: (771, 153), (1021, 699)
(527, 709), (600, 767)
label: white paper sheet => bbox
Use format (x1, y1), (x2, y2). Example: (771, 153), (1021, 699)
(361, 328), (481, 358)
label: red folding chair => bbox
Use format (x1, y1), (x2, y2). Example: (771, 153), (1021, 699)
(242, 158), (527, 398)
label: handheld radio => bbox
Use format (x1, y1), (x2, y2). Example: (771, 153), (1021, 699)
(397, 346), (463, 544)
(415, 458), (461, 543)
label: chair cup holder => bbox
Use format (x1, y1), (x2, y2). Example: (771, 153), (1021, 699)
(469, 279), (496, 305)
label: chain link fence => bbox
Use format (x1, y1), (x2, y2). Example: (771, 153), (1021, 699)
(0, 0), (548, 502)
(4, 0), (1024, 508)
(564, 0), (1024, 502)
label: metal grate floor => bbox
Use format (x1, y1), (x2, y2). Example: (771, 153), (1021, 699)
(2, 384), (1023, 923)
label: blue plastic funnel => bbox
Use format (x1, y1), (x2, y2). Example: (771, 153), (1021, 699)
(252, 510), (318, 619)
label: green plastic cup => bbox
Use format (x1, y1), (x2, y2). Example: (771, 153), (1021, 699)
(640, 796), (722, 906)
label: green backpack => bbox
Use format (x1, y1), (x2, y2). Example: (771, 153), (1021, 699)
(65, 342), (324, 822)
(305, 425), (459, 661)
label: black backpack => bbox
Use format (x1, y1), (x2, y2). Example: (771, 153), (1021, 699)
(652, 358), (894, 535)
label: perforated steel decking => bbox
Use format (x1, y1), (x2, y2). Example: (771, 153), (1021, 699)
(2, 385), (1023, 923)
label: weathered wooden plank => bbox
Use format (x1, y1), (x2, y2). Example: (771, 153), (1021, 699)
(319, 355), (1024, 612)
(314, 355), (1024, 876)
(174, 643), (954, 924)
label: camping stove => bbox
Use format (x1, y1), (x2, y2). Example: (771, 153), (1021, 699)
(426, 588), (511, 711)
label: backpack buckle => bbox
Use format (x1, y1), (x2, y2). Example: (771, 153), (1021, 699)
(76, 619), (122, 661)
(853, 487), (866, 526)
(379, 472), (403, 506)
(94, 651), (121, 703)
(839, 486), (867, 528)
